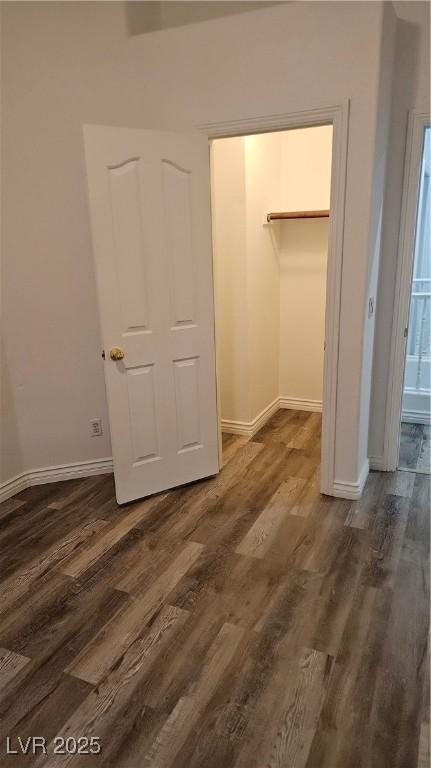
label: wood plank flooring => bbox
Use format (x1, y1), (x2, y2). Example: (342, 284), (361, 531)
(0, 409), (429, 767)
(399, 421), (431, 475)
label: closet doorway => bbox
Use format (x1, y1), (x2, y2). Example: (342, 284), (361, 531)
(210, 125), (333, 487)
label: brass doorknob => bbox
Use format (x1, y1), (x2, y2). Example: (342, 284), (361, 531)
(110, 347), (125, 361)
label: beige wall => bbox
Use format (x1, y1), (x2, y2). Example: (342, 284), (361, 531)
(279, 126), (332, 212)
(212, 132), (281, 425)
(244, 133), (281, 420)
(126, 1), (281, 35)
(278, 220), (328, 404)
(212, 138), (250, 423)
(278, 127), (332, 404)
(1, 1), (397, 490)
(213, 126), (332, 424)
(0, 2), (23, 483)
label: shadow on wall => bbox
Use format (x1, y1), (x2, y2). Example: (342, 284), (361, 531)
(277, 218), (328, 404)
(0, 335), (23, 484)
(125, 1), (284, 35)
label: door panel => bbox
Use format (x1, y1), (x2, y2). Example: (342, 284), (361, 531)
(127, 365), (159, 464)
(162, 160), (196, 325)
(84, 125), (219, 503)
(109, 159), (151, 332)
(173, 357), (201, 452)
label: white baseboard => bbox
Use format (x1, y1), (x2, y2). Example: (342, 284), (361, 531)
(221, 398), (280, 437)
(279, 396), (322, 413)
(0, 458), (113, 504)
(1, 401), (375, 505)
(221, 396), (322, 437)
(369, 455), (387, 471)
(332, 459), (369, 500)
(0, 474), (29, 503)
(401, 409), (431, 425)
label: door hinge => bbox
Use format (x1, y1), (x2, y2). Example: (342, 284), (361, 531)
(404, 327), (408, 338)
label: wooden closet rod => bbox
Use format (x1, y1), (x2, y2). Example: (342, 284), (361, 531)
(266, 210), (330, 222)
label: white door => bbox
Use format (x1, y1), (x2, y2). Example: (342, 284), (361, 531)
(84, 125), (219, 504)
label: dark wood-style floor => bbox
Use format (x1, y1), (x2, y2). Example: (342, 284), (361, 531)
(0, 409), (429, 767)
(399, 421), (431, 475)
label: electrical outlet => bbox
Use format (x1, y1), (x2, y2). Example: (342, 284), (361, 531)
(90, 418), (103, 437)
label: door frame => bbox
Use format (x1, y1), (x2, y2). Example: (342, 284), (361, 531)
(199, 102), (350, 496)
(383, 109), (430, 471)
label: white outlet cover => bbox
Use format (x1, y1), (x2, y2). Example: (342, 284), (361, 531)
(90, 418), (102, 436)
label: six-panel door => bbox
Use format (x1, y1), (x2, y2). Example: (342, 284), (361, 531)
(84, 125), (219, 503)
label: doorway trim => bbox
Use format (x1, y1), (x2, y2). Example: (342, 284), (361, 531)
(383, 109), (430, 471)
(199, 102), (350, 496)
